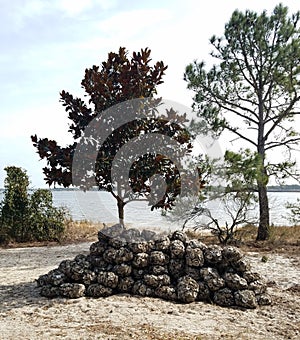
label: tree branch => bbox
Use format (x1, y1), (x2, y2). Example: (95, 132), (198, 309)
(264, 94), (300, 141)
(265, 137), (300, 151)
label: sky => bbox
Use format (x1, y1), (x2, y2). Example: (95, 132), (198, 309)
(1, 0), (300, 188)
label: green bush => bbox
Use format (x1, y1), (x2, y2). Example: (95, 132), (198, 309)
(27, 189), (66, 241)
(0, 166), (30, 242)
(0, 166), (67, 243)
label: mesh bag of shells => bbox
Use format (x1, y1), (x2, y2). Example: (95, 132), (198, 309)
(37, 224), (272, 309)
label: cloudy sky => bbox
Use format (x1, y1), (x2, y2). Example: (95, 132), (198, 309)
(1, 0), (299, 188)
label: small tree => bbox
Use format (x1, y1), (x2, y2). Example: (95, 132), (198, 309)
(186, 191), (256, 245)
(31, 47), (194, 225)
(28, 189), (65, 241)
(0, 166), (29, 241)
(173, 149), (258, 244)
(185, 4), (300, 240)
(0, 167), (66, 243)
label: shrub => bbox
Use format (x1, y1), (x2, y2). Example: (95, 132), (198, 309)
(0, 166), (30, 242)
(27, 189), (66, 241)
(0, 166), (67, 243)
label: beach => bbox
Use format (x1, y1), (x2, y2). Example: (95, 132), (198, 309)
(0, 242), (299, 339)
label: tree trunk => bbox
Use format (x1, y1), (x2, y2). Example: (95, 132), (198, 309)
(117, 197), (125, 227)
(256, 92), (270, 241)
(256, 181), (270, 240)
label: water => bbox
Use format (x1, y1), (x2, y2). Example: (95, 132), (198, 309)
(0, 190), (299, 229)
(52, 190), (175, 231)
(51, 190), (300, 228)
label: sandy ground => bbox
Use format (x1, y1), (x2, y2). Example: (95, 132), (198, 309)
(0, 242), (299, 340)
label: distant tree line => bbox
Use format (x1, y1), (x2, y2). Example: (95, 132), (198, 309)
(267, 185), (300, 192)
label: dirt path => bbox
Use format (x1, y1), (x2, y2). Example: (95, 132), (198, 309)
(0, 243), (299, 339)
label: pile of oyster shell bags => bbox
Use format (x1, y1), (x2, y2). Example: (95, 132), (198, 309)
(37, 224), (272, 308)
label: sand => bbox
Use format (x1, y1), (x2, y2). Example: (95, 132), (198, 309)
(0, 242), (299, 340)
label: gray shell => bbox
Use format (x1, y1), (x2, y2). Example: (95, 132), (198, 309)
(36, 226), (271, 309)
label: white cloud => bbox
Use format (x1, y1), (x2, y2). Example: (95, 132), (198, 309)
(93, 0), (118, 11)
(53, 0), (118, 17)
(7, 0), (118, 30)
(97, 8), (172, 39)
(20, 0), (46, 16)
(56, 0), (93, 17)
(7, 0), (46, 30)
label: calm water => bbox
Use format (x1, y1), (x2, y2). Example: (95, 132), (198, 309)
(0, 190), (299, 229)
(52, 190), (176, 231)
(51, 190), (299, 228)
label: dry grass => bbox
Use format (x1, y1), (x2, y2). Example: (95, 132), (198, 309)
(61, 221), (300, 256)
(2, 218), (300, 255)
(235, 224), (300, 254)
(0, 219), (102, 249)
(60, 219), (102, 244)
(236, 224), (300, 244)
(186, 224), (300, 254)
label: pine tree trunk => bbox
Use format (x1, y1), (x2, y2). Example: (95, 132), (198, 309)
(256, 98), (270, 241)
(256, 182), (270, 240)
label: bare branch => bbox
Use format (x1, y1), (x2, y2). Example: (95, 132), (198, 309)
(265, 137), (300, 151)
(264, 95), (300, 141)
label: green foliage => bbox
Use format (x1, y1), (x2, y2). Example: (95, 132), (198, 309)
(223, 149), (262, 192)
(27, 189), (66, 241)
(185, 4), (300, 240)
(286, 198), (300, 224)
(185, 4), (300, 138)
(0, 166), (30, 242)
(0, 167), (66, 243)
